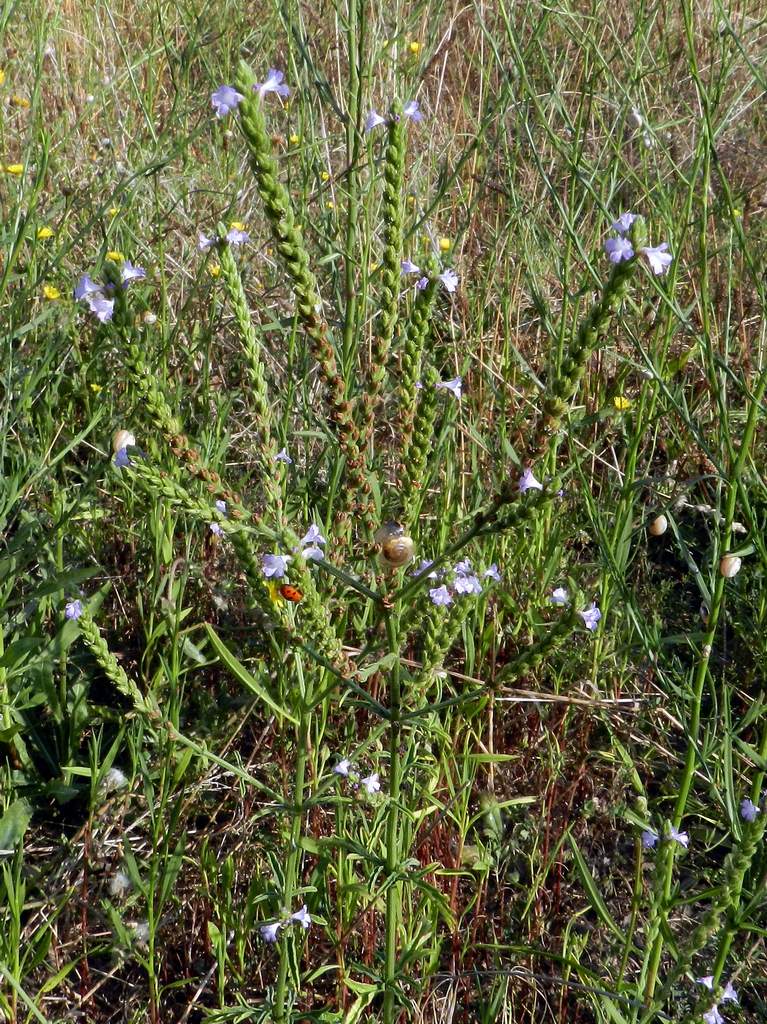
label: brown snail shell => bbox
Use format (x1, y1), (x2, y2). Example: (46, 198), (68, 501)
(374, 521), (415, 568)
(719, 554), (742, 578)
(112, 429), (136, 452)
(648, 514), (668, 536)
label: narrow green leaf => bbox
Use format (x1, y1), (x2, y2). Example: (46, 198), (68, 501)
(205, 624), (299, 725)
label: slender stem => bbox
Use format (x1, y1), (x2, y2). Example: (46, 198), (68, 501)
(341, 0), (363, 374)
(383, 608), (403, 1024)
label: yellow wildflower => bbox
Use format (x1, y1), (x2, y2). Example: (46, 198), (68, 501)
(613, 395), (632, 411)
(321, 170), (330, 181)
(10, 94), (29, 108)
(438, 237), (451, 253)
(37, 226), (54, 240)
(267, 580), (285, 606)
(289, 133), (300, 144)
(43, 284), (61, 300)
(208, 263), (221, 278)
(0, 69), (5, 86)
(106, 250), (124, 262)
(326, 200), (335, 210)
(108, 206), (119, 217)
(409, 41), (421, 55)
(90, 383), (103, 393)
(5, 163), (23, 175)
(407, 195), (416, 205)
(733, 208), (742, 218)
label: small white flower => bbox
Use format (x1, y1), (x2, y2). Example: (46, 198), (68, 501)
(302, 545), (324, 562)
(361, 773), (381, 795)
(438, 268), (458, 292)
(550, 587), (570, 606)
(333, 758), (351, 777)
(454, 574), (482, 596)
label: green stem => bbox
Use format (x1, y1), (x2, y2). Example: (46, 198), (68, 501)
(383, 608), (403, 1024)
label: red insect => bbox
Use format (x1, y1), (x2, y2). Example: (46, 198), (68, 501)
(279, 584), (304, 603)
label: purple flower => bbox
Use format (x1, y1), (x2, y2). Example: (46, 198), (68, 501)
(209, 522), (223, 536)
(87, 293), (115, 323)
(302, 545), (324, 562)
(721, 982), (737, 1004)
(211, 84), (244, 118)
(740, 797), (759, 822)
(198, 232), (215, 252)
(301, 524), (326, 547)
(484, 564), (501, 582)
(667, 824), (689, 848)
(639, 242), (672, 276)
(333, 758), (351, 777)
(696, 977), (715, 991)
(226, 226), (250, 246)
(412, 559), (438, 579)
(642, 829), (659, 849)
(604, 236), (634, 263)
(454, 574), (482, 596)
(215, 499), (227, 515)
(274, 447), (292, 464)
(113, 446), (131, 468)
(703, 1007), (724, 1024)
(551, 587), (570, 606)
(429, 584), (453, 607)
(361, 772), (381, 795)
(579, 602), (602, 632)
(65, 599), (83, 621)
(518, 468), (543, 493)
(438, 268), (459, 292)
(260, 922), (281, 943)
(120, 261), (146, 285)
(290, 905), (311, 929)
(415, 276), (429, 291)
(403, 100), (423, 122)
(611, 212), (637, 235)
(401, 259), (420, 275)
(435, 376), (462, 399)
(262, 553), (291, 579)
(454, 559), (473, 575)
(255, 69), (290, 100)
(74, 273), (101, 300)
(365, 109), (386, 131)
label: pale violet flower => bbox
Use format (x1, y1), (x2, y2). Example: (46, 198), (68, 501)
(120, 261), (146, 285)
(667, 824), (689, 848)
(740, 798), (759, 822)
(333, 758), (351, 777)
(65, 599), (83, 621)
(429, 584), (453, 607)
(438, 269), (459, 292)
(551, 587), (570, 606)
(302, 545), (324, 562)
(291, 905), (311, 929)
(436, 376), (462, 399)
(89, 294), (115, 323)
(365, 109), (386, 131)
(301, 524), (326, 547)
(412, 559), (438, 579)
(604, 235), (634, 264)
(611, 212), (637, 234)
(262, 553), (291, 579)
(401, 259), (420, 275)
(361, 773), (381, 795)
(255, 68), (290, 100)
(703, 1007), (724, 1024)
(642, 829), (659, 849)
(721, 982), (738, 1004)
(209, 522), (223, 536)
(113, 447), (131, 468)
(198, 232), (215, 251)
(484, 564), (501, 582)
(260, 922), (281, 943)
(579, 603), (602, 632)
(274, 448), (292, 464)
(415, 276), (429, 291)
(74, 273), (101, 300)
(519, 468), (543, 493)
(696, 977), (715, 991)
(226, 226), (250, 246)
(215, 499), (227, 515)
(211, 84), (244, 118)
(454, 574), (482, 596)
(639, 242), (672, 276)
(454, 559), (473, 575)
(403, 100), (423, 122)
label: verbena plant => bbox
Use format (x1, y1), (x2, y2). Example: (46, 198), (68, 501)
(2, 6), (767, 1024)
